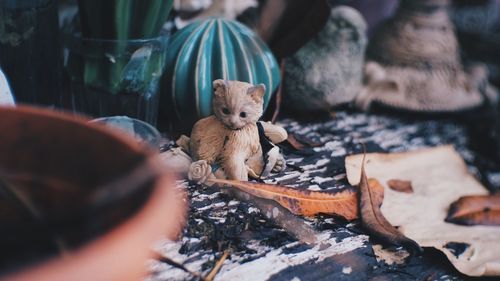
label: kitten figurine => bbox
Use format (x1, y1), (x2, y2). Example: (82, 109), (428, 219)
(189, 79), (287, 182)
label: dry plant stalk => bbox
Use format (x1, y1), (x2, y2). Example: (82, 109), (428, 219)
(204, 250), (230, 281)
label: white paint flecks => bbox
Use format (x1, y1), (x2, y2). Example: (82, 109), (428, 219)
(214, 234), (368, 281)
(342, 266), (352, 274)
(301, 158), (330, 171)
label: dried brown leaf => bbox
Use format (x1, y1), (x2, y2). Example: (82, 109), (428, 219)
(286, 134), (307, 150)
(286, 134), (325, 151)
(208, 178), (358, 220)
(387, 179), (414, 193)
(358, 158), (423, 255)
(445, 195), (500, 226)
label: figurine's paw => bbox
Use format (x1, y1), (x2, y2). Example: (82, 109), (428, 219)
(272, 154), (286, 173)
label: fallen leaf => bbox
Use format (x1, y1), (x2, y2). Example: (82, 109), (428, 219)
(286, 134), (307, 150)
(285, 134), (325, 151)
(207, 178), (358, 220)
(387, 179), (414, 193)
(345, 146), (500, 276)
(358, 158), (423, 255)
(445, 195), (500, 226)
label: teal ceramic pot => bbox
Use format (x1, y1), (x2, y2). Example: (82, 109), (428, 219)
(160, 18), (280, 131)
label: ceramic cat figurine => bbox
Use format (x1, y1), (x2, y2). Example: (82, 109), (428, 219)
(189, 79), (287, 182)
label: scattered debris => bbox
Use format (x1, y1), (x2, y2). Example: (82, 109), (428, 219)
(372, 244), (410, 265)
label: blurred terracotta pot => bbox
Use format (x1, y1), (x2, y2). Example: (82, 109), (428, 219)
(0, 106), (185, 281)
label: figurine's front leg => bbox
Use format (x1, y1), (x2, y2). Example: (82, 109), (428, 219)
(223, 153), (248, 181)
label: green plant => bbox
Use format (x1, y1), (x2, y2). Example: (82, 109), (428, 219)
(72, 0), (173, 97)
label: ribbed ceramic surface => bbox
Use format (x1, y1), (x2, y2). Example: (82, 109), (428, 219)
(160, 18), (280, 126)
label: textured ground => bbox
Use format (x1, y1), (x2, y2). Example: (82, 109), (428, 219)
(147, 110), (496, 281)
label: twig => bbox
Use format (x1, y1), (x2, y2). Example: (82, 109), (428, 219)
(204, 250), (229, 281)
(156, 253), (202, 279)
(206, 180), (318, 245)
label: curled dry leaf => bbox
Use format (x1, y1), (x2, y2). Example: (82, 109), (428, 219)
(207, 178), (358, 220)
(286, 134), (307, 150)
(445, 195), (500, 226)
(358, 159), (423, 255)
(387, 179), (414, 193)
(285, 134), (325, 151)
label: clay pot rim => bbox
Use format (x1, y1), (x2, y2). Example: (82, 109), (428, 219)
(5, 172), (184, 281)
(0, 105), (186, 281)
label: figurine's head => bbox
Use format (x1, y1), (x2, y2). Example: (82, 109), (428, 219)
(212, 79), (265, 130)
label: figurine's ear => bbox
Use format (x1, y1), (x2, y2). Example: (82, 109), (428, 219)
(247, 84), (266, 103)
(213, 79), (227, 97)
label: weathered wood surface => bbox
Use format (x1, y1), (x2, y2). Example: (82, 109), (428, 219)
(147, 110), (499, 281)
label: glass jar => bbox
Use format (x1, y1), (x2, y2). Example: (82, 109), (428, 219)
(65, 34), (169, 125)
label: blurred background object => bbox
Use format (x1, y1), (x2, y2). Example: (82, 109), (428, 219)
(65, 34), (169, 125)
(336, 0), (398, 36)
(357, 0), (497, 112)
(0, 0), (62, 106)
(62, 0), (174, 125)
(90, 116), (162, 149)
(173, 0), (258, 29)
(0, 66), (15, 105)
(0, 106), (185, 280)
(452, 0), (500, 88)
(283, 6), (367, 112)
